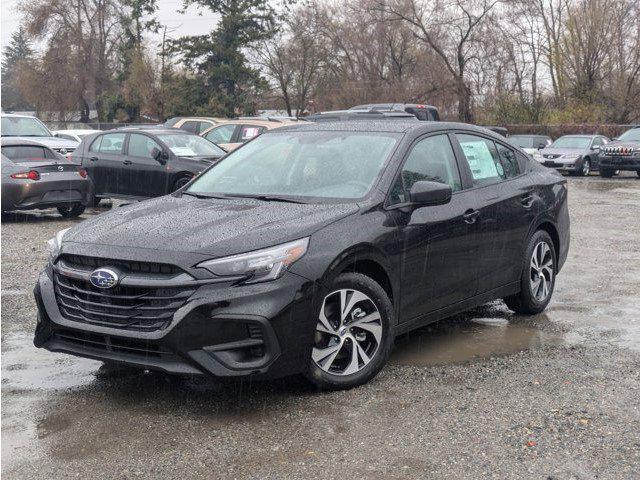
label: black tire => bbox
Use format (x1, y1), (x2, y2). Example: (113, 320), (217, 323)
(503, 230), (556, 315)
(87, 194), (102, 207)
(636, 171), (640, 178)
(599, 167), (615, 178)
(304, 272), (395, 390)
(577, 157), (590, 176)
(57, 203), (85, 218)
(173, 176), (193, 191)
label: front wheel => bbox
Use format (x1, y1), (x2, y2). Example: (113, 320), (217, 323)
(57, 203), (85, 218)
(305, 273), (394, 390)
(578, 158), (590, 176)
(599, 167), (615, 178)
(504, 230), (556, 315)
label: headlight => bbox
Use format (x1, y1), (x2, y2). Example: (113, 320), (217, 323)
(197, 237), (309, 283)
(46, 228), (70, 259)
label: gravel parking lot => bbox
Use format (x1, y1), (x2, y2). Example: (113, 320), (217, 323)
(2, 174), (640, 479)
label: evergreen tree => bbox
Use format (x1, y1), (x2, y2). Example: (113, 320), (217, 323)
(1, 28), (34, 110)
(171, 0), (277, 117)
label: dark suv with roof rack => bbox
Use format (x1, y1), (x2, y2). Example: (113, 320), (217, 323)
(349, 103), (440, 121)
(597, 127), (640, 178)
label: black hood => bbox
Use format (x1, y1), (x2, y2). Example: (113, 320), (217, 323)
(63, 195), (359, 257)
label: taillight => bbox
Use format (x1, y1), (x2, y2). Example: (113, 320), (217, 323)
(78, 168), (88, 178)
(11, 170), (40, 181)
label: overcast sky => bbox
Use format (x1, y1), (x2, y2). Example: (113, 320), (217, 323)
(1, 0), (218, 52)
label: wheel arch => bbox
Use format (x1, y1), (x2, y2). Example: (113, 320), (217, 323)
(321, 244), (396, 306)
(534, 220), (560, 269)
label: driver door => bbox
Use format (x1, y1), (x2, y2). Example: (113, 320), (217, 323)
(390, 133), (481, 321)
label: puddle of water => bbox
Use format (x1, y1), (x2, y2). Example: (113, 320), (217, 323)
(391, 315), (563, 367)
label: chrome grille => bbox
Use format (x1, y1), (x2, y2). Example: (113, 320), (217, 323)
(53, 259), (195, 331)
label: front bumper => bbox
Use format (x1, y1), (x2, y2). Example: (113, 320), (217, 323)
(34, 265), (318, 379)
(598, 155), (640, 171)
(540, 158), (583, 172)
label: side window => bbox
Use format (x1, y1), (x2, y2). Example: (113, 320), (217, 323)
(389, 134), (462, 205)
(495, 143), (521, 178)
(239, 125), (265, 142)
(198, 121), (214, 134)
(180, 121), (200, 134)
(89, 136), (102, 152)
(205, 124), (236, 144)
(456, 134), (504, 186)
(128, 133), (161, 159)
(92, 133), (125, 154)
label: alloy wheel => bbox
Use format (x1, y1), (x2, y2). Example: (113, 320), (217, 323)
(530, 242), (554, 302)
(312, 289), (382, 376)
(582, 159), (590, 176)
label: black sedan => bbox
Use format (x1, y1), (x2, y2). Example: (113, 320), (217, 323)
(34, 121), (569, 390)
(72, 128), (226, 203)
(1, 138), (91, 217)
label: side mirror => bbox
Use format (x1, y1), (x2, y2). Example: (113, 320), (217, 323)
(151, 147), (168, 164)
(409, 181), (452, 207)
(537, 143), (546, 150)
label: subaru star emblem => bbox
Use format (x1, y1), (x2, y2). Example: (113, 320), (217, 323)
(89, 268), (119, 289)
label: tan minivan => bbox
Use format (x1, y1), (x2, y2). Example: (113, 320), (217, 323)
(200, 118), (303, 151)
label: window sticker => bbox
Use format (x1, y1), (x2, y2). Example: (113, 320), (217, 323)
(242, 127), (261, 140)
(460, 141), (499, 180)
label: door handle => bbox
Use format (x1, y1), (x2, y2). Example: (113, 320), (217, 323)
(123, 160), (132, 166)
(520, 193), (534, 209)
(89, 156), (98, 162)
(463, 209), (480, 224)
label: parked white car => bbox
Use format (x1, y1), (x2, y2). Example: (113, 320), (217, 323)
(53, 129), (102, 142)
(1, 114), (79, 157)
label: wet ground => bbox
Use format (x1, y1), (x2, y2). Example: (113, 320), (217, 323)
(2, 175), (640, 479)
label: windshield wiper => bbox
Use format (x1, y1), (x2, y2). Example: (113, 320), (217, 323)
(224, 194), (306, 204)
(180, 191), (229, 200)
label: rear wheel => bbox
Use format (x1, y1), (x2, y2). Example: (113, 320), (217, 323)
(57, 203), (85, 218)
(173, 176), (193, 191)
(305, 273), (394, 390)
(599, 167), (615, 178)
(504, 230), (556, 315)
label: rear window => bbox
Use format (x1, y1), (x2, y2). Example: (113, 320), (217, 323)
(1, 145), (58, 161)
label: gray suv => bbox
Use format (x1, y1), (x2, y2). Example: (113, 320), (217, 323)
(532, 135), (609, 176)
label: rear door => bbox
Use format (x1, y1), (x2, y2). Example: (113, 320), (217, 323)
(453, 133), (536, 293)
(390, 133), (481, 320)
(86, 133), (126, 195)
(121, 133), (168, 197)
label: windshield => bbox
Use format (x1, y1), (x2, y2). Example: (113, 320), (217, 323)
(187, 131), (399, 200)
(550, 137), (591, 149)
(157, 134), (226, 157)
(509, 136), (539, 148)
(618, 128), (640, 142)
(1, 116), (52, 137)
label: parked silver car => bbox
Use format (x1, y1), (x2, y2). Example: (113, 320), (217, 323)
(1, 113), (79, 157)
(532, 134), (609, 176)
(1, 138), (92, 217)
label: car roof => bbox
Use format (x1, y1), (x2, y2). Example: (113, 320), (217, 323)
(558, 134), (598, 138)
(109, 127), (187, 135)
(53, 129), (101, 134)
(270, 120), (500, 136)
(0, 113), (38, 119)
(509, 134), (549, 138)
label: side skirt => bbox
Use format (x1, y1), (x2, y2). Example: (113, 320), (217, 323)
(395, 282), (520, 336)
